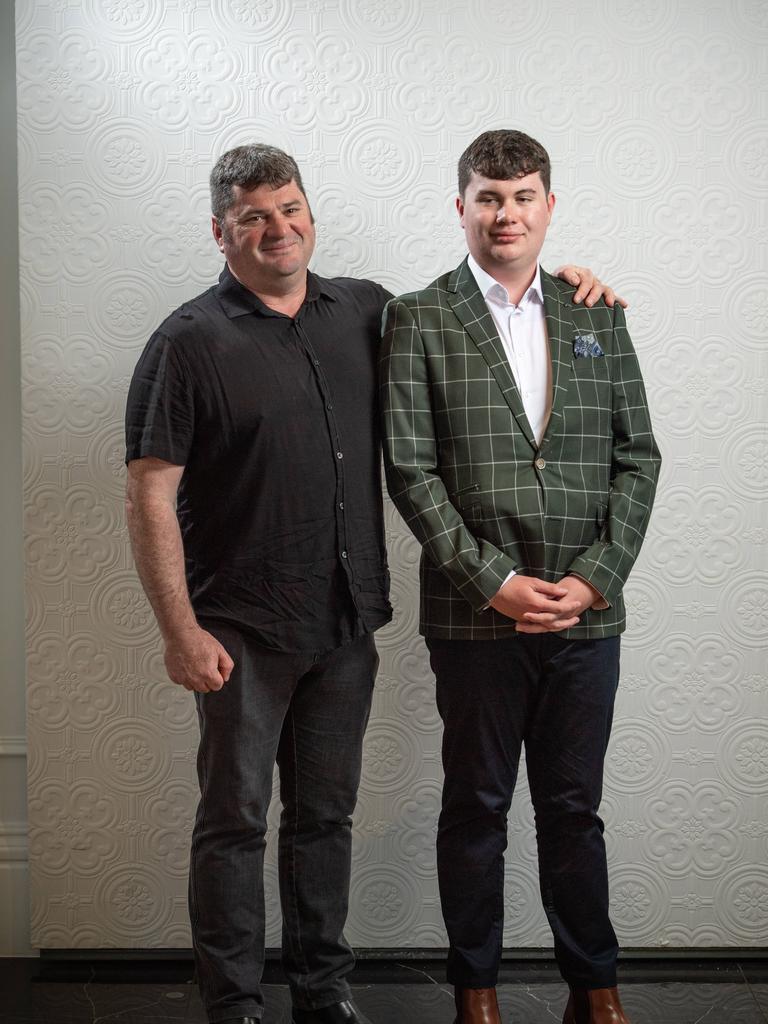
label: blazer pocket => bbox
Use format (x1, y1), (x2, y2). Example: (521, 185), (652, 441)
(453, 482), (480, 499)
(546, 507), (603, 554)
(451, 483), (482, 521)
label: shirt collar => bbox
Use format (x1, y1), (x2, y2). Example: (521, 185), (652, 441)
(215, 264), (335, 319)
(467, 254), (543, 308)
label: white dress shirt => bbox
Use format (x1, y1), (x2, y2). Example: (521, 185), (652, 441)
(467, 255), (551, 444)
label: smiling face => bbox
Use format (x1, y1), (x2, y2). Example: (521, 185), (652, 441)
(457, 170), (555, 288)
(211, 179), (316, 296)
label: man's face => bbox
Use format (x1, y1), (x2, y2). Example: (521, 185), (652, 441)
(212, 179), (316, 291)
(457, 170), (555, 279)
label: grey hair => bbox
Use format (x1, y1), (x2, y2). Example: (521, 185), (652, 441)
(209, 144), (308, 222)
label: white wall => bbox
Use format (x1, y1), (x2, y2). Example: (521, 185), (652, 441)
(17, 0), (768, 952)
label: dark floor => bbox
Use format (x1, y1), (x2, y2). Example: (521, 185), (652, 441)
(1, 957), (767, 1024)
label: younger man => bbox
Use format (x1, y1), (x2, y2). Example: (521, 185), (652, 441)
(380, 130), (661, 1024)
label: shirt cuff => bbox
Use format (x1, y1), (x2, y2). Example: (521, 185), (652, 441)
(482, 568), (517, 611)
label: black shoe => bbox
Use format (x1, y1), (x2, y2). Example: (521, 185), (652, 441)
(292, 999), (372, 1024)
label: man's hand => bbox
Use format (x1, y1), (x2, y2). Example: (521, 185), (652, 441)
(163, 626), (235, 693)
(515, 575), (601, 634)
(489, 574), (571, 623)
(554, 265), (628, 309)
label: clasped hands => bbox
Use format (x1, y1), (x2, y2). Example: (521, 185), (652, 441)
(488, 574), (602, 633)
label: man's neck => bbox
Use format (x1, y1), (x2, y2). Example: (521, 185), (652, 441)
(228, 264), (308, 318)
(477, 258), (538, 306)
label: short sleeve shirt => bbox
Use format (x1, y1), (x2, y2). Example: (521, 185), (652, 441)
(125, 265), (393, 653)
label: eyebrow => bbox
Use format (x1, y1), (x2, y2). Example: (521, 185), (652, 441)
(237, 199), (303, 217)
(476, 187), (538, 199)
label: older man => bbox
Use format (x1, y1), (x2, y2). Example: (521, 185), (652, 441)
(125, 143), (620, 1024)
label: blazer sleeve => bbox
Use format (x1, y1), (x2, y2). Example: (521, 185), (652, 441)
(566, 301), (661, 606)
(379, 296), (516, 612)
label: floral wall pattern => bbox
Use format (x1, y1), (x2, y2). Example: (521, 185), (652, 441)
(18, 0), (768, 949)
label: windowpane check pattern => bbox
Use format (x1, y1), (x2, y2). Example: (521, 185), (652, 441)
(379, 260), (661, 640)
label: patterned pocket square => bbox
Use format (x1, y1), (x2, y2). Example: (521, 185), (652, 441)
(573, 333), (604, 358)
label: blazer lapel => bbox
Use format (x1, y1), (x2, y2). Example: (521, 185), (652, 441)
(446, 259), (537, 449)
(540, 269), (575, 451)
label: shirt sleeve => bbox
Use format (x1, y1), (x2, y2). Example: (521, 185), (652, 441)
(124, 330), (194, 466)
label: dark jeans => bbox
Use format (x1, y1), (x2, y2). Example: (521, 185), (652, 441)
(428, 633), (621, 990)
(189, 626), (378, 1023)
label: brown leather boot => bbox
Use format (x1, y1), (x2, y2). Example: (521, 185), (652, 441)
(453, 987), (501, 1024)
(563, 987), (631, 1024)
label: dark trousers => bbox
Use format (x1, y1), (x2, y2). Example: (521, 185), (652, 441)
(427, 633), (621, 990)
(189, 626), (378, 1023)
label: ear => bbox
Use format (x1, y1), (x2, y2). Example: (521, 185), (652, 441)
(211, 216), (225, 252)
(546, 192), (556, 222)
(456, 194), (465, 228)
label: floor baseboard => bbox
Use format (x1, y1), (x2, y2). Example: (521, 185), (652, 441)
(16, 949), (767, 985)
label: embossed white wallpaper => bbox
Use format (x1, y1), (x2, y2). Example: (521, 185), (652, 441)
(18, 0), (767, 950)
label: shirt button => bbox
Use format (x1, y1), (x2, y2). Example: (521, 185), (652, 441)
(336, 451), (343, 459)
(326, 402), (333, 410)
(535, 457), (546, 470)
(339, 501), (344, 510)
(341, 550), (348, 559)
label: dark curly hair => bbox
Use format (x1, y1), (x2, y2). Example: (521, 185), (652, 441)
(458, 130), (551, 196)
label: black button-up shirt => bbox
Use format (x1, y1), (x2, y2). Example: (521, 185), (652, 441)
(125, 266), (392, 652)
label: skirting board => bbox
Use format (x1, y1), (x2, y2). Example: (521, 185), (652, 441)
(30, 948), (768, 985)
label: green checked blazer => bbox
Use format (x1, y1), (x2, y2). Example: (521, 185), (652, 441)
(379, 259), (661, 640)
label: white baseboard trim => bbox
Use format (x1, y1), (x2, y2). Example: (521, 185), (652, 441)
(0, 823), (27, 863)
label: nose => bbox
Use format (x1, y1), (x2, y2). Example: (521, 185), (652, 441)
(495, 203), (515, 223)
(265, 211), (289, 235)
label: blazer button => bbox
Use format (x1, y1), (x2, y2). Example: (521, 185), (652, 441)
(535, 457), (546, 470)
